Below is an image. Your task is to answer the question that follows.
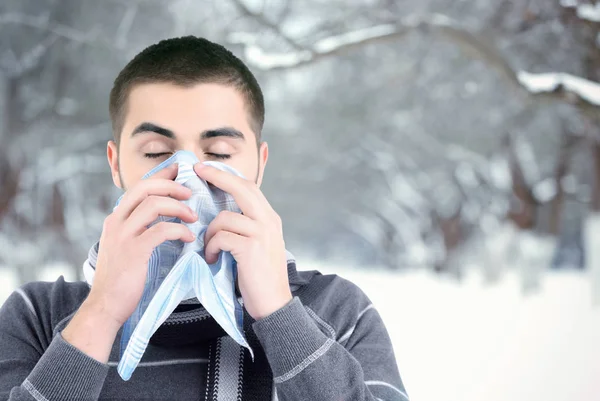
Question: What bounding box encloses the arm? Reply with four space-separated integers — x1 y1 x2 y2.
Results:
1 168 199 401
0 287 110 401
252 296 408 401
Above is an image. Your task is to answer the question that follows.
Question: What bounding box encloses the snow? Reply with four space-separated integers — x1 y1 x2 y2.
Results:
513 136 540 185
0 267 18 304
244 45 312 70
309 262 600 401
559 0 579 7
532 178 557 203
231 16 430 71
560 0 600 22
583 214 600 305
313 24 396 53
229 23 398 70
488 156 512 191
561 174 578 193
430 13 453 27
37 262 78 283
576 2 600 23
1 259 599 401
454 163 479 188
517 71 600 106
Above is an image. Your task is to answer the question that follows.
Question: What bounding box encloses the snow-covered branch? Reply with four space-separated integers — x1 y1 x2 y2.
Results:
560 0 600 23
230 0 305 51
229 14 520 86
231 13 600 114
517 71 600 107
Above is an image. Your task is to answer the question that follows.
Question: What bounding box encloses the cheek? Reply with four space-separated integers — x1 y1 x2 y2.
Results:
118 156 148 189
232 153 259 180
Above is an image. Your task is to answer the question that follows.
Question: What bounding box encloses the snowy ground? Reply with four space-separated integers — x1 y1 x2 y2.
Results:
1 263 599 401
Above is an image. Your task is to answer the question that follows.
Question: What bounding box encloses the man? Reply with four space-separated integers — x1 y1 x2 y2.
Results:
0 36 407 400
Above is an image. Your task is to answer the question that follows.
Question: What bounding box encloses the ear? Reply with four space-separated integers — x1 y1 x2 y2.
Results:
107 140 123 189
256 141 269 187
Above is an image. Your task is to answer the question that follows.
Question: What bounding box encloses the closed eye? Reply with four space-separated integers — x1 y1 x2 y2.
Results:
206 153 231 160
144 152 171 159
143 152 231 160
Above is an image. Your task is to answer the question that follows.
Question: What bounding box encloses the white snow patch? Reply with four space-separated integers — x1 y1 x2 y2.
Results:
0 263 78 306
229 23 397 70
513 136 540 185
559 0 578 6
532 178 557 203
37 262 78 283
0 267 19 305
518 71 600 106
455 163 479 188
583 213 600 305
560 0 600 22
576 2 600 22
488 156 512 190
313 24 396 53
243 45 313 70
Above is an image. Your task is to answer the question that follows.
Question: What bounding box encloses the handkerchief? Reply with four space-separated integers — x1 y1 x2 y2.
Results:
84 150 253 380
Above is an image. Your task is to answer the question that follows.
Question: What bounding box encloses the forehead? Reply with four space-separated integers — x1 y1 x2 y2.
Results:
123 82 253 139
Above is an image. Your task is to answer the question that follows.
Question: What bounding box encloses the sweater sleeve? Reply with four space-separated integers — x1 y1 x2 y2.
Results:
0 284 109 401
252 292 408 401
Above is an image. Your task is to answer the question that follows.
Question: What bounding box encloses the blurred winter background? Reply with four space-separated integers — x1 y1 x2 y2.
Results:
1 0 600 400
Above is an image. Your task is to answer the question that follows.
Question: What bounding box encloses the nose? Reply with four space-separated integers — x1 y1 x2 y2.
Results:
178 146 206 163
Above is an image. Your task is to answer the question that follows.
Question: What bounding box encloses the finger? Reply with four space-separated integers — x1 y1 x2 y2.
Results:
150 162 179 180
115 167 191 219
125 196 197 237
139 221 196 252
204 231 246 264
204 211 257 246
193 164 266 219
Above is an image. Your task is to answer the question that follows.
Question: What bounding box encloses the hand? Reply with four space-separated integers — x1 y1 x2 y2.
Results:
85 163 198 329
194 163 292 321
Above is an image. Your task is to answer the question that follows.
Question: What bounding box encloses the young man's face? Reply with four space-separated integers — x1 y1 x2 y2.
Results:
107 82 268 190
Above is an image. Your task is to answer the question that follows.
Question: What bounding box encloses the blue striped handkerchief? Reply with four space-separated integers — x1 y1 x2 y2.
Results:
89 150 252 380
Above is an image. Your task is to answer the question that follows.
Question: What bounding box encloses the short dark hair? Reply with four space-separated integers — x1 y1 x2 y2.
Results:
109 36 264 146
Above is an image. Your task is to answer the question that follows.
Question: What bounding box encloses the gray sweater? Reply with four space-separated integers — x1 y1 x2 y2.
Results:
0 268 408 401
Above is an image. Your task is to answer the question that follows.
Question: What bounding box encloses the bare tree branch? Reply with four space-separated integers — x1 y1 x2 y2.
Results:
115 3 139 50
229 0 306 51
0 34 58 77
0 12 100 43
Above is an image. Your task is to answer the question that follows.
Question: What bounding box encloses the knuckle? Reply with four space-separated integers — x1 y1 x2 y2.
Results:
133 178 153 194
145 195 161 209
102 214 116 231
218 210 233 220
213 231 226 243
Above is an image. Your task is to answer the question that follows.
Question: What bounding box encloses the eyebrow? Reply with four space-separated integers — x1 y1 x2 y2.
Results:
131 122 175 139
131 123 245 141
200 127 245 141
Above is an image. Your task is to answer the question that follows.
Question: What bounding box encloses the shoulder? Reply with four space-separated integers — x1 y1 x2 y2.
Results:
3 276 90 339
295 270 373 336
